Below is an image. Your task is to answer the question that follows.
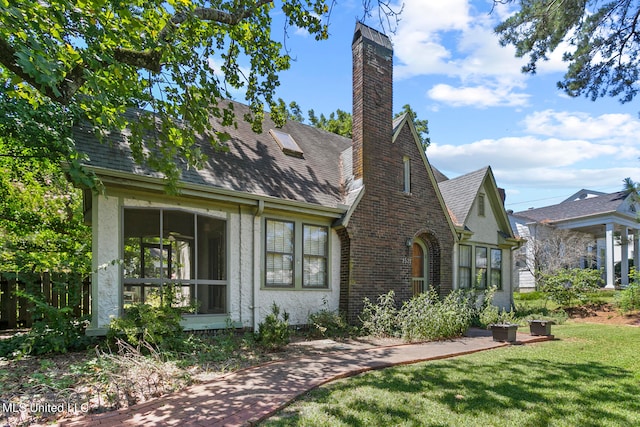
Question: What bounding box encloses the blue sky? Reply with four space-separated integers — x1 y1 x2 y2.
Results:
257 0 640 211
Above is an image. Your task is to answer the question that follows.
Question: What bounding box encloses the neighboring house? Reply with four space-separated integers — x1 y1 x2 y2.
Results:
74 23 513 335
509 189 640 291
437 167 520 308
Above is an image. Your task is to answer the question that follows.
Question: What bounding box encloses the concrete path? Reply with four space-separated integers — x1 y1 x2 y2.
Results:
60 331 552 427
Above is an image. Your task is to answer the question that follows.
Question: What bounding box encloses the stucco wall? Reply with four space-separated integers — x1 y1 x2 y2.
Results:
91 195 121 331
87 190 342 334
254 230 341 329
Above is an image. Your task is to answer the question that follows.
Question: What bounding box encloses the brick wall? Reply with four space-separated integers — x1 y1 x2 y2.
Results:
341 23 455 323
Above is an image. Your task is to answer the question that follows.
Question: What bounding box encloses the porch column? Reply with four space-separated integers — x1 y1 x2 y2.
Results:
621 227 629 287
605 223 615 289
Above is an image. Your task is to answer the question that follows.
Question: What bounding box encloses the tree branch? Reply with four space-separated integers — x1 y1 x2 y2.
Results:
0 36 88 105
158 2 274 42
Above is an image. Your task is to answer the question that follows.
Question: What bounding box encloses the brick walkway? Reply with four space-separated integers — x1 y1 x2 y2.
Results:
60 331 552 427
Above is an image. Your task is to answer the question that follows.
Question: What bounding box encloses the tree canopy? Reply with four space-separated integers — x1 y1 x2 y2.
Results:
282 102 430 149
0 0 400 188
0 93 91 273
495 0 640 105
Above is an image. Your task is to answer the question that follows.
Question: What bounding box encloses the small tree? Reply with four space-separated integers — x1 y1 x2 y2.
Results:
539 268 603 307
515 223 597 289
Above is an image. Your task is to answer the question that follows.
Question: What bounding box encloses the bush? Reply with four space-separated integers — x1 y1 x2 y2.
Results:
399 289 474 341
256 303 290 351
307 308 350 339
539 268 603 307
360 291 399 338
0 280 96 359
107 284 191 353
360 288 475 342
514 304 568 325
108 303 185 353
617 268 640 312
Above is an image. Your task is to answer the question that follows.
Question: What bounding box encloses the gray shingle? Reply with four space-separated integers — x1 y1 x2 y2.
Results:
438 167 489 226
73 102 352 208
513 191 628 223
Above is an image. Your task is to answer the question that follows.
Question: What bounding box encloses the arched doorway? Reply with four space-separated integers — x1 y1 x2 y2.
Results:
411 241 429 296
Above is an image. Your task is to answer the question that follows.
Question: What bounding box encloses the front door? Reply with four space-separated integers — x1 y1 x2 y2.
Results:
411 242 428 295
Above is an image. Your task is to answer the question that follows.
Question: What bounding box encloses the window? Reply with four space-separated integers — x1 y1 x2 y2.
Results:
475 246 487 289
123 208 227 314
265 219 329 289
459 245 472 289
490 248 502 290
270 129 303 157
265 220 294 287
303 225 328 288
403 156 411 194
478 194 486 216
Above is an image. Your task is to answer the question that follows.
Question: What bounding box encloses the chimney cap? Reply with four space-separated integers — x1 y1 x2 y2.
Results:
353 22 393 50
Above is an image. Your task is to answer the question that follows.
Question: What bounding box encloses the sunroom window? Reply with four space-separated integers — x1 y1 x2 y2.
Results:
123 208 227 314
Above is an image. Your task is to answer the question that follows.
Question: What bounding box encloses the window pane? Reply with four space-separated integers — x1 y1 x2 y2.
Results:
459 245 471 267
491 248 502 289
303 256 326 287
123 209 161 279
164 211 195 280
491 248 502 269
303 225 328 288
267 220 294 253
196 284 227 314
476 247 488 289
197 216 226 280
266 254 294 286
476 247 487 268
459 267 471 289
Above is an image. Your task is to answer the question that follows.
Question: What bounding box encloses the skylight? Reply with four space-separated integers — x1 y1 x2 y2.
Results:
270 129 303 157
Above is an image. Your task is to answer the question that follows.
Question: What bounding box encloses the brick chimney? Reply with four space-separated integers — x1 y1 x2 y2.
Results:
352 22 393 183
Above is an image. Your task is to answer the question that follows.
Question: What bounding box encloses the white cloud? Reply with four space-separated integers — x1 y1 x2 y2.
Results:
391 0 532 108
523 110 640 142
429 135 621 173
428 84 529 108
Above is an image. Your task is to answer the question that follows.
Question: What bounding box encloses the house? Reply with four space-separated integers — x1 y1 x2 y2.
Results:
75 23 513 335
509 190 640 291
436 167 520 308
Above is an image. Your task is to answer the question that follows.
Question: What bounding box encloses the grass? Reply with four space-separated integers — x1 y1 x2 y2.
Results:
260 323 640 427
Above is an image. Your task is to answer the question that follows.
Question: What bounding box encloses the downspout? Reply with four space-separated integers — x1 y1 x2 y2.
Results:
252 200 265 330
238 205 242 327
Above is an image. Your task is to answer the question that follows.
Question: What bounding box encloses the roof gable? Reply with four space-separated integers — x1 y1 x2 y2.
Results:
438 166 514 237
438 167 489 226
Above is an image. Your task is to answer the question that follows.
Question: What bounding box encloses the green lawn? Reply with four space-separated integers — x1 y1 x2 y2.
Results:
261 323 640 426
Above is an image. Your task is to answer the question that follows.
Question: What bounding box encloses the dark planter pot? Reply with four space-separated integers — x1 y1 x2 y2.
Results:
528 320 553 336
490 323 518 342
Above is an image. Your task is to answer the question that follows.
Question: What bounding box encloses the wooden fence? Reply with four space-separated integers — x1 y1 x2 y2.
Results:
0 272 91 330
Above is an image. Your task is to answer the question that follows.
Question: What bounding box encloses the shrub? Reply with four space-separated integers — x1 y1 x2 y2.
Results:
108 303 185 353
307 309 350 339
256 302 290 351
360 288 475 342
107 284 191 353
514 304 568 325
0 279 96 359
539 268 603 307
617 268 640 312
359 290 399 338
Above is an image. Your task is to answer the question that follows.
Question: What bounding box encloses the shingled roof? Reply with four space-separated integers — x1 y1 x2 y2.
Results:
513 191 630 223
73 102 352 209
437 167 489 227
